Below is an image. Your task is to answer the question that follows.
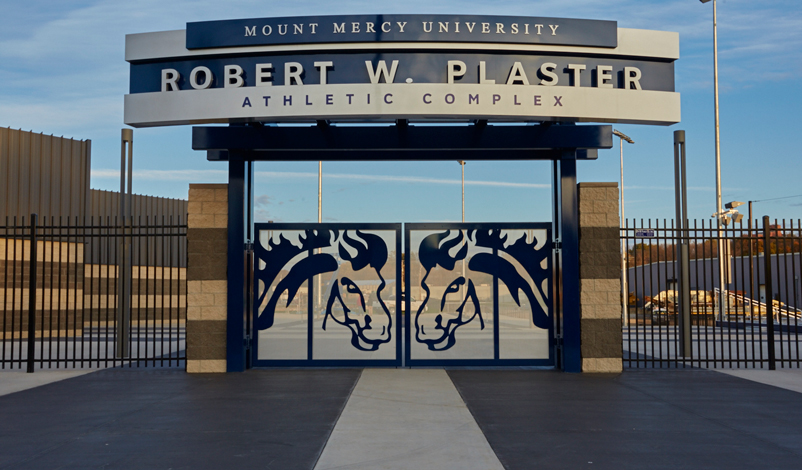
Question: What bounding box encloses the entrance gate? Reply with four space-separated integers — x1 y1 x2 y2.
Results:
252 222 552 367
125 13 680 372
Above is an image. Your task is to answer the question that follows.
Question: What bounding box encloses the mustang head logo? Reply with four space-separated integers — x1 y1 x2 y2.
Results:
415 229 550 351
255 229 393 352
322 230 392 351
416 230 483 351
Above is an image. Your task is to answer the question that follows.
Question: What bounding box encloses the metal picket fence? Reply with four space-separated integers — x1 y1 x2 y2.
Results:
622 218 801 369
1 215 187 371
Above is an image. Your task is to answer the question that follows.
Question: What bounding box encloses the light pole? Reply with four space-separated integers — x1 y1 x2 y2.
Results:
701 0 727 320
458 161 466 222
317 161 322 309
459 161 466 297
613 130 634 325
117 128 133 358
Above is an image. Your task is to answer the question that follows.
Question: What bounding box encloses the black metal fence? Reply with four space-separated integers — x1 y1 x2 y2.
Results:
622 218 801 369
1 215 187 371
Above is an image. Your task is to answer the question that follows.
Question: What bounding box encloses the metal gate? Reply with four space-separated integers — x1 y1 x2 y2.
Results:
405 224 554 366
252 223 553 367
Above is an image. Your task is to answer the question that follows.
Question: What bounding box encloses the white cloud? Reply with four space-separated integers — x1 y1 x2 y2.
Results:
0 0 798 138
91 168 549 188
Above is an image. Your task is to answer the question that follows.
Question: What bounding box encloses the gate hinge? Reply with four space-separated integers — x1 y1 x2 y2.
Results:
245 241 254 252
554 241 562 250
554 334 564 349
244 335 252 350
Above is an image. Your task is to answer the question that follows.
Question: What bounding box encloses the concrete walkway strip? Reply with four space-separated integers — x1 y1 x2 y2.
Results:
716 369 802 394
314 368 504 470
0 369 99 397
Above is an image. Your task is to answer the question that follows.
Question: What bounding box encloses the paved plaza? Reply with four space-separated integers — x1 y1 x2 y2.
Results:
1 366 802 469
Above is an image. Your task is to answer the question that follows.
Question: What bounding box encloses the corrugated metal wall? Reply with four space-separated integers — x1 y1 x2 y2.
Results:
0 127 188 268
90 189 188 224
0 127 91 222
88 190 188 267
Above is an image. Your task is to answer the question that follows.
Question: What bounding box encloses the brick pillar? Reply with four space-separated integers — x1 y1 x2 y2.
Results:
577 182 623 373
186 184 228 373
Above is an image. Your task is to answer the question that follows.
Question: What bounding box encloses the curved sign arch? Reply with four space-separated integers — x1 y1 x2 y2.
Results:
124 14 680 127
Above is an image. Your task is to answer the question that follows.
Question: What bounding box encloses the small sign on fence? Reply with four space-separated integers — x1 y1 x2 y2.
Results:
635 229 656 238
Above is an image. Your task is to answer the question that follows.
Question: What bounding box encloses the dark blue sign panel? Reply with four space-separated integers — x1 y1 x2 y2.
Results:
186 14 617 49
129 52 673 94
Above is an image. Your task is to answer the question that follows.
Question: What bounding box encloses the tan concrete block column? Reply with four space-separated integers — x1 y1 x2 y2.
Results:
577 182 623 373
186 184 228 373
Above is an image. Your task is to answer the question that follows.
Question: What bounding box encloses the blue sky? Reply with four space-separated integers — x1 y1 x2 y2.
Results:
1 0 801 224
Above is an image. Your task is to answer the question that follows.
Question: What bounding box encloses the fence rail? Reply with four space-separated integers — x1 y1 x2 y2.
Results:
622 218 801 369
1 215 187 370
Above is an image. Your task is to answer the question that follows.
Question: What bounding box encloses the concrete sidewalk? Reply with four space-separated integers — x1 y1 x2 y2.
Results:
2 367 802 469
315 369 504 470
715 368 802 394
0 369 98 397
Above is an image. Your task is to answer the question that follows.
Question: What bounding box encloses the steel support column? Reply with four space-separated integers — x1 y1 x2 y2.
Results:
554 152 581 372
227 155 247 372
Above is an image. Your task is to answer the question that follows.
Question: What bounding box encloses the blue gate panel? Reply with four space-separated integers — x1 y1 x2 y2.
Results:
405 223 554 367
252 223 402 367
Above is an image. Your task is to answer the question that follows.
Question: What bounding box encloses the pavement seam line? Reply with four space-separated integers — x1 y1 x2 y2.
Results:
444 369 509 470
310 367 364 470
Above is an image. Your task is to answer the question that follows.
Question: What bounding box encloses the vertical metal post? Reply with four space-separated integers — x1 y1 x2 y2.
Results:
117 129 133 359
492 247 499 360
460 161 466 298
26 214 38 373
317 160 322 310
551 161 563 369
460 161 465 223
712 0 723 228
227 155 247 372
674 131 692 357
705 0 727 324
556 152 581 373
763 216 776 370
748 201 754 302
614 130 634 327
620 140 628 325
245 160 254 369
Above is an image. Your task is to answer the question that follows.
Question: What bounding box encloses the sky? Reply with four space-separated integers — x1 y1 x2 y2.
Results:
1 0 801 225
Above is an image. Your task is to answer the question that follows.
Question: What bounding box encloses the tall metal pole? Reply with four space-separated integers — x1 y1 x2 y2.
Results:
613 130 633 326
619 137 627 325
117 129 133 359
710 0 727 321
460 161 465 222
674 130 692 357
459 161 465 295
713 0 722 221
317 161 322 309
